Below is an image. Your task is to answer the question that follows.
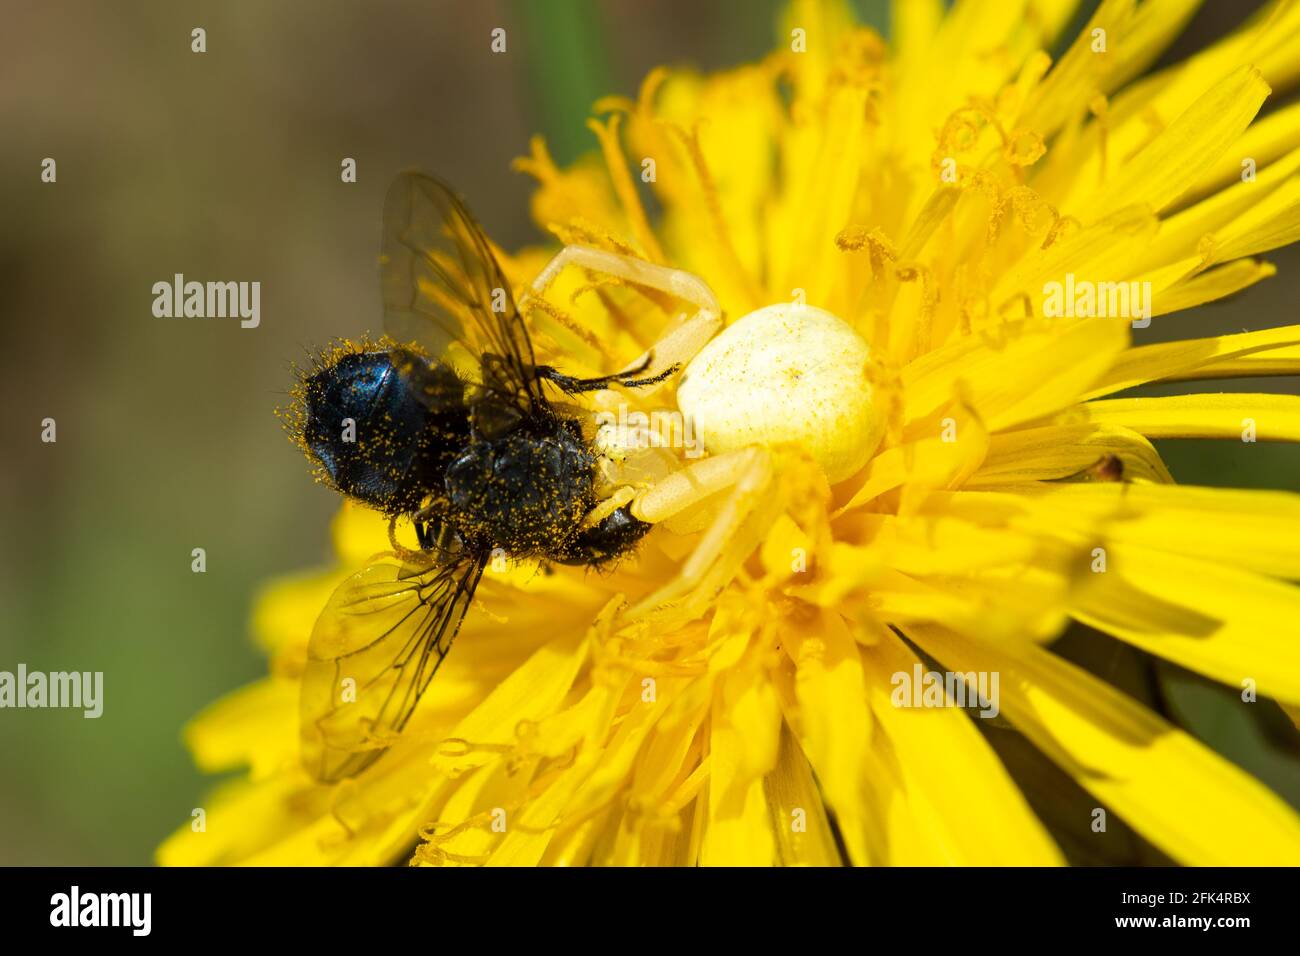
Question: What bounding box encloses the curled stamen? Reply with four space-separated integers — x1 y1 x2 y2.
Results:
836 227 899 294
998 291 1035 320
1004 128 1045 166
894 262 937 360
1044 214 1082 249
435 737 516 759
410 843 492 867
548 219 644 259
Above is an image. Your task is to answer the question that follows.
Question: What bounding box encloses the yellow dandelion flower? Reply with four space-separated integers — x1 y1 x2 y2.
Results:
161 0 1300 867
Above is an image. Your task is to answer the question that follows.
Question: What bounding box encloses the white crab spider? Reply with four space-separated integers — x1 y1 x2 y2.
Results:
521 245 887 618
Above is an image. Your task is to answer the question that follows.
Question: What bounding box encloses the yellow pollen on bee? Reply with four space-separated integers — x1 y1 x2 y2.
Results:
676 303 885 484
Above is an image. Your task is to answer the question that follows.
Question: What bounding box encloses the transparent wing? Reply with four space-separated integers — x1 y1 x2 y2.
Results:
300 550 487 783
381 171 545 414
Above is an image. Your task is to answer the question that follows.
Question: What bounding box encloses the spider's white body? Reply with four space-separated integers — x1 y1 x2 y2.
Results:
677 303 883 483
521 245 883 619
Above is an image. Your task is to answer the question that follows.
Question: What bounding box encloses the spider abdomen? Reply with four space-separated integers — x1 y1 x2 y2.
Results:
676 303 885 484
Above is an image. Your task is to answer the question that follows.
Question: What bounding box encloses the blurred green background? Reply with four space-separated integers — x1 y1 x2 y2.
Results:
0 0 1296 865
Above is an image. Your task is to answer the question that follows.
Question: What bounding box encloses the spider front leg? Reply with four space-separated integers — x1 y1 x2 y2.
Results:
519 244 723 394
623 447 775 625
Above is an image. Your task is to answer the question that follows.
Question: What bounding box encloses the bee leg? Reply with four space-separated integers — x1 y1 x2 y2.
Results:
415 521 434 551
624 447 775 624
519 245 722 394
387 500 454 560
540 350 655 387
387 515 426 563
536 358 680 393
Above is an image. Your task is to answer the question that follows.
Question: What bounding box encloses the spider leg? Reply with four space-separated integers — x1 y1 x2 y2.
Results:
519 244 723 396
624 447 776 626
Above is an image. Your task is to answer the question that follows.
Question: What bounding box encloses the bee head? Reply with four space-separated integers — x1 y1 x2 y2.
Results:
281 338 454 514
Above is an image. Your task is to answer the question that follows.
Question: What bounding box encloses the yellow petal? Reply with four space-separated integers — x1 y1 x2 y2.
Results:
1163 343 1300 380
431 633 588 778
1071 542 1300 702
183 677 297 779
1019 0 1137 140
908 624 1300 865
762 726 845 865
700 663 781 865
1123 145 1300 278
330 501 392 564
967 423 1173 485
957 482 1300 579
991 205 1157 308
1077 392 1300 440
1204 168 1300 264
1181 99 1300 207
1152 258 1276 316
250 568 346 656
157 777 328 867
784 612 874 864
1105 0 1205 91
1085 323 1300 398
860 624 1064 864
904 317 1128 433
1087 66 1270 218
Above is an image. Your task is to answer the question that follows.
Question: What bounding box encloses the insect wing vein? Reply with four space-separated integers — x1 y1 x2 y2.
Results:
300 551 487 782
381 171 545 414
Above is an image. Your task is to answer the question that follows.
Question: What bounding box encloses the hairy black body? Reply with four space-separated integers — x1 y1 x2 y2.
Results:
289 172 674 783
297 346 650 567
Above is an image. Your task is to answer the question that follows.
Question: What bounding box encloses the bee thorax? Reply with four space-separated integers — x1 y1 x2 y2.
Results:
445 428 594 556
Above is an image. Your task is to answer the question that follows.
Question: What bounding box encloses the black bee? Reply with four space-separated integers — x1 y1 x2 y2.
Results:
287 173 671 782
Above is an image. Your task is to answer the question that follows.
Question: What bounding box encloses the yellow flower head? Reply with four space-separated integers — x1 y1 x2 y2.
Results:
162 0 1300 866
